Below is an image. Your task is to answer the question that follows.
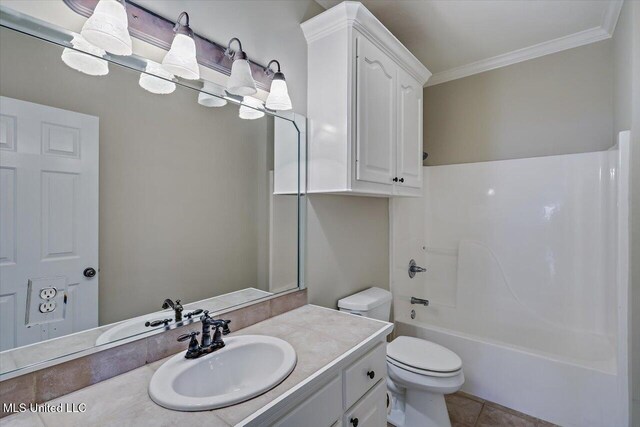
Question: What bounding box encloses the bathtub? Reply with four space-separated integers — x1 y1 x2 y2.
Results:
393 315 619 426
390 133 630 427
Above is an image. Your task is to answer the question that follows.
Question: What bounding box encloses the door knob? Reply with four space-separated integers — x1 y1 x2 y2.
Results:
83 267 97 278
392 177 398 182
399 177 405 183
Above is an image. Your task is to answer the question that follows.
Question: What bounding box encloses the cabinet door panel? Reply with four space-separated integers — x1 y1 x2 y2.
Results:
344 380 387 427
273 375 342 427
396 69 422 189
344 343 386 409
355 35 396 186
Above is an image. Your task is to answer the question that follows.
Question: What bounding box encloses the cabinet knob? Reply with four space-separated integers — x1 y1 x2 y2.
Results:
367 370 375 379
399 177 405 183
350 418 359 427
393 177 398 182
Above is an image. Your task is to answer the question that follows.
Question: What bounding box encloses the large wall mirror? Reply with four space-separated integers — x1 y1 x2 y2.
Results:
0 7 304 378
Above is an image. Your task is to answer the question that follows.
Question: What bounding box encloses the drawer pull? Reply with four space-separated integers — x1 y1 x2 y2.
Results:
366 370 375 379
350 418 359 427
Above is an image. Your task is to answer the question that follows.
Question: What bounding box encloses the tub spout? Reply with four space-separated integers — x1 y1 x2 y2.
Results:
410 297 429 306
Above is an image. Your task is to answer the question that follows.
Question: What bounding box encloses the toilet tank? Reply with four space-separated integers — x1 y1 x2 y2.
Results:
338 287 392 321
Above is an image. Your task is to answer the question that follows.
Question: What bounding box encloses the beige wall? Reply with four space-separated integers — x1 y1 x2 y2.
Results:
424 40 614 166
613 1 640 423
0 29 274 324
305 195 389 309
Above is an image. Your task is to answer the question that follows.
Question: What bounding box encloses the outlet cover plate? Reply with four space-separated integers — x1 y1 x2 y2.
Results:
26 277 66 325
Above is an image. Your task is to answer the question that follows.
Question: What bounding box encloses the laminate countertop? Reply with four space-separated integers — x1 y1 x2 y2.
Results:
2 305 393 427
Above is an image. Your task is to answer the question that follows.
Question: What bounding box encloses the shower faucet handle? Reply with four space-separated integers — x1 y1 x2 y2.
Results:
408 259 427 278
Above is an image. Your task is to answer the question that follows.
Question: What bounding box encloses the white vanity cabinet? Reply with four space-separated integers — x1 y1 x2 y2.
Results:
261 342 389 427
301 2 431 197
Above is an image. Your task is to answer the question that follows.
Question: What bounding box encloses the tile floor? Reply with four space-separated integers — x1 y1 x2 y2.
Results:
388 391 558 427
445 392 558 427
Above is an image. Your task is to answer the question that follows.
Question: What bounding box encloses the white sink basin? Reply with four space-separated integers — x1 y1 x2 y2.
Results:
148 335 296 411
95 310 198 345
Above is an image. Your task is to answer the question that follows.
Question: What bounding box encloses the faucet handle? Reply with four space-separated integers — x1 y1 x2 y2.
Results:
177 331 201 358
145 318 172 327
220 319 231 335
184 308 203 319
177 331 200 342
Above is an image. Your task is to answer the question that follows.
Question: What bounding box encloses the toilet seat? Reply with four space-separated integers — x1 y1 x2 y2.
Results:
387 356 462 378
387 336 462 377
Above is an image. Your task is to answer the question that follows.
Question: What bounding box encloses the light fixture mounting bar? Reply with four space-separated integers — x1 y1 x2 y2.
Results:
62 0 273 91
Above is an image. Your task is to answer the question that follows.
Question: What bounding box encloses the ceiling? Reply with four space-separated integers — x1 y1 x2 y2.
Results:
315 0 623 86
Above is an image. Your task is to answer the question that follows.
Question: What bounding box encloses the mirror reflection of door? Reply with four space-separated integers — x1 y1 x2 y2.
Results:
0 19 302 374
0 96 99 351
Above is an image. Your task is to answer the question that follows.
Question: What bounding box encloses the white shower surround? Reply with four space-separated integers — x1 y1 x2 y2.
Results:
390 132 630 427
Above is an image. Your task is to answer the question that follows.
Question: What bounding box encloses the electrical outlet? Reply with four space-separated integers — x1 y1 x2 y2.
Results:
39 287 57 300
39 301 57 313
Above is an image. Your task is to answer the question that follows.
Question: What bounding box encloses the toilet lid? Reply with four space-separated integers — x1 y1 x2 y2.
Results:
387 336 462 373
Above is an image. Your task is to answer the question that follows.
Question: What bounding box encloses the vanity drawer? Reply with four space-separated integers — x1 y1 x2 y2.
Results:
343 380 387 427
273 375 342 427
343 343 387 409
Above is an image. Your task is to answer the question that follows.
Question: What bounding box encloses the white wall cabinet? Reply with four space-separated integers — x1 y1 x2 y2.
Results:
302 2 431 197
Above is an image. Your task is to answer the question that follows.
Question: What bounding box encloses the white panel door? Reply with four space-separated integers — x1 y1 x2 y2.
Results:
355 34 396 186
396 68 423 189
0 96 98 351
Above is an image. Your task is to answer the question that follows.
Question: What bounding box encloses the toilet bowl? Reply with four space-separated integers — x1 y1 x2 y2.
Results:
338 287 464 427
386 336 464 427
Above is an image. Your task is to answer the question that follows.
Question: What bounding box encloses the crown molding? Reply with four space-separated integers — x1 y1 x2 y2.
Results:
427 0 624 87
302 1 431 85
602 0 624 35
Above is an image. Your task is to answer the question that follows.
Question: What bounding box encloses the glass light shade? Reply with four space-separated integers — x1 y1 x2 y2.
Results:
227 58 257 96
162 33 200 80
266 78 292 111
80 0 132 56
139 61 176 95
198 81 228 107
239 96 265 120
61 34 109 76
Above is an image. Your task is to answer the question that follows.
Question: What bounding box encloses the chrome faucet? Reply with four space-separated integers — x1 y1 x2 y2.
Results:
162 298 184 321
411 297 429 306
176 310 231 359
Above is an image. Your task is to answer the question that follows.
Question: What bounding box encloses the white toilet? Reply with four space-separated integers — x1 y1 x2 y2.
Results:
338 287 464 427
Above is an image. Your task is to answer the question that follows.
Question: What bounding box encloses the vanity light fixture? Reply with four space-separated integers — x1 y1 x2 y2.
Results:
198 81 228 107
225 38 257 96
139 60 176 95
162 12 200 80
239 96 265 120
61 33 109 76
265 60 292 111
80 0 133 56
